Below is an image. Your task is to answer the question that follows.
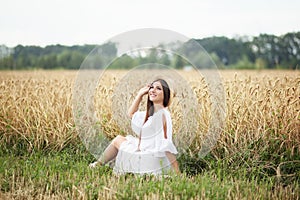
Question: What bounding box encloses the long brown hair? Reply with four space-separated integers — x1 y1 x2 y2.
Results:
143 79 171 123
137 79 171 150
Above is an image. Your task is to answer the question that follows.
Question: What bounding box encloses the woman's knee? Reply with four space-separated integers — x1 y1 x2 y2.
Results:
112 135 126 149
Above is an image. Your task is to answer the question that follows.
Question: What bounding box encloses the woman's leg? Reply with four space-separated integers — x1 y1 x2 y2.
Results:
111 135 127 149
90 135 127 168
100 135 126 164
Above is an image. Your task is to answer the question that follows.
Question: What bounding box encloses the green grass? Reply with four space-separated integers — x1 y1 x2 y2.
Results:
0 145 299 199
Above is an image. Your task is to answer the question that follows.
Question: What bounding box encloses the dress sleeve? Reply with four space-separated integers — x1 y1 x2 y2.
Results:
153 109 178 157
131 111 145 136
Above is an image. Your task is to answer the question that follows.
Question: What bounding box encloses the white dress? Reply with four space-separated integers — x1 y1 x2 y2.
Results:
113 108 178 175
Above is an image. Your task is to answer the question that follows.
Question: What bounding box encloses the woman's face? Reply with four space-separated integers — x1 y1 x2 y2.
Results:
148 81 164 105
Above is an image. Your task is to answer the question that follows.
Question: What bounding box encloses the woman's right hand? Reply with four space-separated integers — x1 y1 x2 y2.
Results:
127 84 151 118
137 84 151 97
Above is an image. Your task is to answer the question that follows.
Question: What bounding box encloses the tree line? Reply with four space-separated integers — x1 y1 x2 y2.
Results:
0 32 299 70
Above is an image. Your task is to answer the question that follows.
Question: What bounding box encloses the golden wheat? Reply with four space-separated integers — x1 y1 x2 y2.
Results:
0 70 299 156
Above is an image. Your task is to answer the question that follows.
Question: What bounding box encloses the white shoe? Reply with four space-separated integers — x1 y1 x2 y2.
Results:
89 161 98 168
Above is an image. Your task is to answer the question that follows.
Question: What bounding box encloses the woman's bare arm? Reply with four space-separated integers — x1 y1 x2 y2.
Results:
165 151 180 174
127 85 150 118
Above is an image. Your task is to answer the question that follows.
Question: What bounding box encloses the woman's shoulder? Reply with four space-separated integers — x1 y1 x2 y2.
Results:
154 108 171 120
161 108 171 116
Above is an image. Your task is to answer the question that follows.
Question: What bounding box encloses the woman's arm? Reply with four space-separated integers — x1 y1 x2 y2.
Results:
127 85 150 118
165 151 180 174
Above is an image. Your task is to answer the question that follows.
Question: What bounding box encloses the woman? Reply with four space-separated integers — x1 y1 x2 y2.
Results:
89 79 180 175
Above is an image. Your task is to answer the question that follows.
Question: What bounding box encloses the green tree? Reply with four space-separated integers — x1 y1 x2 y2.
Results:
147 48 158 63
110 54 137 69
159 53 171 66
173 54 187 69
255 58 267 70
196 36 253 66
0 56 14 69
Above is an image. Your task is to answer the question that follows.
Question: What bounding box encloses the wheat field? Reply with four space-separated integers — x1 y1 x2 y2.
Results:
1 70 299 153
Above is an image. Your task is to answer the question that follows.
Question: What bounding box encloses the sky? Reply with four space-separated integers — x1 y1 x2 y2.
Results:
1 0 300 47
